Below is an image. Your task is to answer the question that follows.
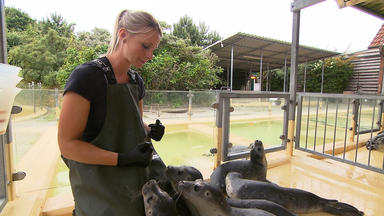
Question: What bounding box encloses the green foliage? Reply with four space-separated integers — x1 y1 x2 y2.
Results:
77 27 111 48
56 39 101 88
172 15 221 47
267 69 285 91
137 34 223 90
5 7 35 32
305 56 354 93
8 29 69 88
6 8 222 90
37 13 75 38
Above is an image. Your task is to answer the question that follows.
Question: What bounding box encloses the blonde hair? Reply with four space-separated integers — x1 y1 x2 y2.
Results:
107 9 162 55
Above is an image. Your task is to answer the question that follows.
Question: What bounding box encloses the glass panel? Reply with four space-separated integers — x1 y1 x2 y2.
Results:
229 97 286 153
0 134 7 211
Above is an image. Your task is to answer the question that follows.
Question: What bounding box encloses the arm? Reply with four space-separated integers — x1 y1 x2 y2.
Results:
58 91 118 166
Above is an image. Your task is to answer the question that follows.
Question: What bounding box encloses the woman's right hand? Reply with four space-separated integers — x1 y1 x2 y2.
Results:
117 142 154 167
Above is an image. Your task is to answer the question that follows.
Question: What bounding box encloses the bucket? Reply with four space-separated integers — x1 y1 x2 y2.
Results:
0 64 22 135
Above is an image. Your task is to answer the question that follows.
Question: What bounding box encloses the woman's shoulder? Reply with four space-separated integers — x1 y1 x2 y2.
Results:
64 60 107 100
73 61 105 79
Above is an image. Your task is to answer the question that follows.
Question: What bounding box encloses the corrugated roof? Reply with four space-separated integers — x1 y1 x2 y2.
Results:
353 0 384 20
369 23 384 48
205 32 339 72
337 0 384 19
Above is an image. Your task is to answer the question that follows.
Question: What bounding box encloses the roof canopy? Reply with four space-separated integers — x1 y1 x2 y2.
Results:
206 32 339 72
336 0 384 20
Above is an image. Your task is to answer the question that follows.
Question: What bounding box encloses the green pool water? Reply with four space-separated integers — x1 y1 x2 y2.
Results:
154 130 215 165
230 119 284 146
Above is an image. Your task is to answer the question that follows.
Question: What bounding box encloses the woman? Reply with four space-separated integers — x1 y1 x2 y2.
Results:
58 9 164 216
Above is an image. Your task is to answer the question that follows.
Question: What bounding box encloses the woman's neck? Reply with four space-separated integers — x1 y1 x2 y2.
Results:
106 54 131 83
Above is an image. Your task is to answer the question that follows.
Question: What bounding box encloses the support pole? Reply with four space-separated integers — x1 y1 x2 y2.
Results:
227 64 230 88
230 46 234 91
284 56 287 92
303 61 307 92
259 55 263 91
267 64 270 91
321 60 325 93
350 99 359 143
214 95 223 168
287 8 300 156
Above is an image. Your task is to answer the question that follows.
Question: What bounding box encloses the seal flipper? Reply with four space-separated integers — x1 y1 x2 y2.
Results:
323 200 364 216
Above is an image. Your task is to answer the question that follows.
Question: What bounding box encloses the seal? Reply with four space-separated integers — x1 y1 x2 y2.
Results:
166 165 204 193
226 198 296 216
166 165 204 216
225 172 364 216
142 179 178 216
209 140 268 193
178 179 276 216
148 157 173 194
366 131 384 151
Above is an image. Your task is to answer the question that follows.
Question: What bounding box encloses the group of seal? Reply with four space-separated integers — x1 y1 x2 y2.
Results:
141 140 364 216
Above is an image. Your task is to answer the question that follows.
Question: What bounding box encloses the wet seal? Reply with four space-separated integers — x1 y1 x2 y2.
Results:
178 179 276 216
142 179 178 216
226 198 296 216
225 172 364 216
148 157 174 194
166 165 204 216
210 140 268 193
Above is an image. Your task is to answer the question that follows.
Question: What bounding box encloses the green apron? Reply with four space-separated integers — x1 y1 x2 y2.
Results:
66 64 149 216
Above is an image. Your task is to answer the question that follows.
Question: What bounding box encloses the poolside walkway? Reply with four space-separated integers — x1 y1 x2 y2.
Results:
0 125 60 216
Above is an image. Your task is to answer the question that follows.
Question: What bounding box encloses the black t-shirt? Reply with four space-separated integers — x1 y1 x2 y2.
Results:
64 57 145 142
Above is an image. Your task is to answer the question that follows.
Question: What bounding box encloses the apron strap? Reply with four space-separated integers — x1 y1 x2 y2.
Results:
92 58 116 85
92 58 138 84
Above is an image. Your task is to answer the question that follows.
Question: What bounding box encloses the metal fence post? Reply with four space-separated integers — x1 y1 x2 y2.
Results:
187 90 194 120
350 99 360 143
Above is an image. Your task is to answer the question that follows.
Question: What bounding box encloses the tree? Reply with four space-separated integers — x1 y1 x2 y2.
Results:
5 7 35 32
303 56 354 93
137 34 223 90
198 22 221 47
172 15 221 47
56 32 109 88
77 27 110 51
5 7 37 51
8 29 69 88
38 13 75 38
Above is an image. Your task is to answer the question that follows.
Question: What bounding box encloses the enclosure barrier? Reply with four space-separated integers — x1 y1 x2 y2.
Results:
214 90 290 167
295 92 384 174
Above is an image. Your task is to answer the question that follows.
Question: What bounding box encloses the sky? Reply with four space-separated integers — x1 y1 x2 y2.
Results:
5 0 383 53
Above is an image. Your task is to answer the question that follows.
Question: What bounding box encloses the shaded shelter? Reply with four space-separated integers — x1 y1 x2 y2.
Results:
206 32 339 91
336 0 384 20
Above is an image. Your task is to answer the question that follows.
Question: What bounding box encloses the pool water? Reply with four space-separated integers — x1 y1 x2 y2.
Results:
230 119 284 147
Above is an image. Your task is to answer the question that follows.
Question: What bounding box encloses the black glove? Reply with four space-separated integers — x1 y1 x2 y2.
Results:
117 142 154 167
148 119 165 141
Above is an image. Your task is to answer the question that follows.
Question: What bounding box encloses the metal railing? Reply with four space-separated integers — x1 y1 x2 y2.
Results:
295 93 384 174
